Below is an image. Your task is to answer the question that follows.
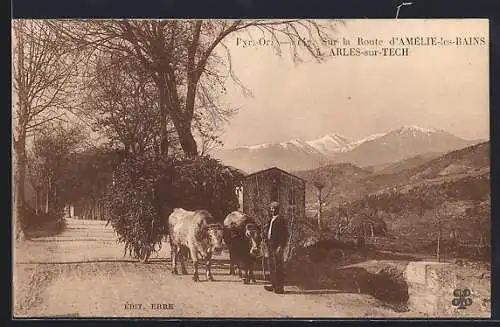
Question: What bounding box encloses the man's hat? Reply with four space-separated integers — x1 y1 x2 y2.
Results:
270 201 280 209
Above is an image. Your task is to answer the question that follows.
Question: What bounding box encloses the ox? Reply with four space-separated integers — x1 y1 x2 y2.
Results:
168 208 224 282
223 211 262 284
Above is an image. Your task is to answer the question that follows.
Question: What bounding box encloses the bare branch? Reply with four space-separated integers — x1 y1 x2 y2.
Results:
44 19 340 157
26 113 66 131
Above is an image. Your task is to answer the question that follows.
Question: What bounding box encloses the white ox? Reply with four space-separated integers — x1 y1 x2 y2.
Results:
168 208 224 282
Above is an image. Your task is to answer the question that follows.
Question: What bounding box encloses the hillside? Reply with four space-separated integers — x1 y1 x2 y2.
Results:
293 163 376 211
402 141 489 181
373 152 443 175
315 141 490 257
294 140 489 204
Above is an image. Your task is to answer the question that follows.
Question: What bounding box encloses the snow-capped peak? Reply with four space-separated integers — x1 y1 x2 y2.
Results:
245 143 271 150
239 138 317 153
284 138 306 145
348 132 387 148
347 125 437 149
396 125 436 134
306 133 351 154
312 133 350 145
233 125 439 154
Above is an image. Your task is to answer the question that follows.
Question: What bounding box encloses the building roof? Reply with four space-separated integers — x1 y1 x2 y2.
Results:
244 166 306 184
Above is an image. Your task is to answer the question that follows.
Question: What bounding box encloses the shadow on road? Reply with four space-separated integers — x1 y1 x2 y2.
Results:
284 248 413 310
17 259 143 265
285 290 342 295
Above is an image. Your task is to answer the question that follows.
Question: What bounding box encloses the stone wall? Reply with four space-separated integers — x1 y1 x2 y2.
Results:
404 261 490 317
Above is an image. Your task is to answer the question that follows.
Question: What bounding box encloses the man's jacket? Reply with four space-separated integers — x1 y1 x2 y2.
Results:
266 215 288 248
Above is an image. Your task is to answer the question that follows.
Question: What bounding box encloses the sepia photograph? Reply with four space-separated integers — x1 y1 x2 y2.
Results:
12 18 490 318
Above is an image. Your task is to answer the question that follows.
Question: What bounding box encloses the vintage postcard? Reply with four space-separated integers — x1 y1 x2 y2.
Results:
12 18 490 318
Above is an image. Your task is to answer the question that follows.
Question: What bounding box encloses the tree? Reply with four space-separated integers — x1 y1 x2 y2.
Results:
311 164 335 230
336 210 354 238
26 150 45 214
84 52 170 156
473 198 490 247
410 187 436 220
57 147 125 220
426 189 460 261
12 20 81 240
49 19 337 157
195 113 225 156
29 122 86 215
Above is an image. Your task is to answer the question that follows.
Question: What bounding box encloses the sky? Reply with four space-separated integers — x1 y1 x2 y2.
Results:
216 19 489 149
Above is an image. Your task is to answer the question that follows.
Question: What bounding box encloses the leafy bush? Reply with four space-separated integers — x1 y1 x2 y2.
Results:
105 153 244 263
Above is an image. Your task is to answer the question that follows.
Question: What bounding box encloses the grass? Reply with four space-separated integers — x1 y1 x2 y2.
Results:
24 218 67 239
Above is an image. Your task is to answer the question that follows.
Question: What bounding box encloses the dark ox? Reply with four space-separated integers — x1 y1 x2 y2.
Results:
223 211 262 284
168 208 224 282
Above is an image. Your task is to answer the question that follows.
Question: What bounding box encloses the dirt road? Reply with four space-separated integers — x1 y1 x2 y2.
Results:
13 218 416 318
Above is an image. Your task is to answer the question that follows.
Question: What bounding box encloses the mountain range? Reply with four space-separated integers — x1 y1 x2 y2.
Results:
213 125 483 173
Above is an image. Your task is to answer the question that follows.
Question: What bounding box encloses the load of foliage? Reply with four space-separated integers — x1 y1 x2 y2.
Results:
163 155 245 220
105 153 244 263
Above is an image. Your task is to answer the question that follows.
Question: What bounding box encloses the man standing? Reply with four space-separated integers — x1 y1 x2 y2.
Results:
264 201 288 294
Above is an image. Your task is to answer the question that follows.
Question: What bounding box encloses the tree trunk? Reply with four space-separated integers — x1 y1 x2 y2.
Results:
158 75 170 157
13 140 27 241
183 23 201 158
45 177 50 214
317 188 322 230
157 68 198 158
436 229 441 262
13 21 27 242
35 188 40 215
53 182 58 213
176 122 198 158
285 214 295 263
